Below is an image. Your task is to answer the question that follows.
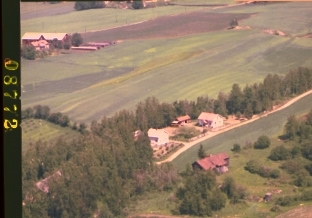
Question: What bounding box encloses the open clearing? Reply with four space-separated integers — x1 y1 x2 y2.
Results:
21 118 81 153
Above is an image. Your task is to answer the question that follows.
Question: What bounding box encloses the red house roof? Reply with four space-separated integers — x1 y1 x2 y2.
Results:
176 115 191 122
195 153 229 170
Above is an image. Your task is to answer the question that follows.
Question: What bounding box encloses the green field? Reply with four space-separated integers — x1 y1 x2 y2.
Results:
21 2 312 123
214 2 312 36
21 118 81 153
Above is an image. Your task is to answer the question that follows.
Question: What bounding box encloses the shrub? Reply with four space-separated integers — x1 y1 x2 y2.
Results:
270 169 281 178
270 205 281 212
231 143 241 153
71 33 83 47
280 159 302 174
254 135 271 149
275 196 295 206
244 160 260 174
269 145 292 161
301 190 312 201
21 45 36 60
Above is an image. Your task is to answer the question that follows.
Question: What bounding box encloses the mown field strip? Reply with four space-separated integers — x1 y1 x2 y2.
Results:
171 93 312 172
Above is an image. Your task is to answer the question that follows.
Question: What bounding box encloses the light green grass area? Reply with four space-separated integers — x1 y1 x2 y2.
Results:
21 5 203 36
172 93 312 172
21 118 81 153
214 2 312 36
21 29 312 123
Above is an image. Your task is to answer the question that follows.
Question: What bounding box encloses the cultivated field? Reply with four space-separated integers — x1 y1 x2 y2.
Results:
21 2 312 124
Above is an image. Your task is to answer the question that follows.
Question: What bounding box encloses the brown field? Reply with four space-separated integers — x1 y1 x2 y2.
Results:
82 12 252 41
276 205 312 218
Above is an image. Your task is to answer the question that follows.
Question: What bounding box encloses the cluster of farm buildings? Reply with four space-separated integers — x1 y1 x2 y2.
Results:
145 112 229 174
21 32 115 51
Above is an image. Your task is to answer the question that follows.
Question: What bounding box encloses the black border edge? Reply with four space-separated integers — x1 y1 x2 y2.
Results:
2 0 22 217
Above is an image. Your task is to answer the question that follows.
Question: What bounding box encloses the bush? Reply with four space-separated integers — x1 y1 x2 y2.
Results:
270 169 281 178
74 1 105 11
270 205 281 212
301 190 312 201
132 0 144 9
231 143 241 153
21 45 36 60
254 135 271 149
71 33 83 47
244 160 260 174
280 159 302 174
275 195 294 207
269 145 292 161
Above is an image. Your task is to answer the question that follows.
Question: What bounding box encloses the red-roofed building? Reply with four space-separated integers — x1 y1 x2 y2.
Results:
22 32 69 45
171 115 191 126
198 112 223 128
192 153 229 174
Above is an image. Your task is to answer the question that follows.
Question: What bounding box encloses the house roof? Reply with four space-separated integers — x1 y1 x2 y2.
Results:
195 153 229 170
22 32 44 40
176 115 191 122
148 128 168 138
198 112 221 121
22 32 68 41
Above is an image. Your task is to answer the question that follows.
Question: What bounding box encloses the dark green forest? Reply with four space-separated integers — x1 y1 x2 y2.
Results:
22 67 312 217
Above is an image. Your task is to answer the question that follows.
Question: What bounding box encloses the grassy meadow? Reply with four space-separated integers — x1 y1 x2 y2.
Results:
21 118 81 153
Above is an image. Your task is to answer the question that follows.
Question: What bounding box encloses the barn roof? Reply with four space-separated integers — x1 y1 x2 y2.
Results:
198 112 221 121
22 32 68 40
176 115 191 122
195 153 229 170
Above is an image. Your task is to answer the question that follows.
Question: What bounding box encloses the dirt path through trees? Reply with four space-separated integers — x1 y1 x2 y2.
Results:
157 89 312 164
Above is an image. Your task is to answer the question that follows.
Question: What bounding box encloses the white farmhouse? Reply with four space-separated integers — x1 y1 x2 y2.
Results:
198 112 223 128
147 128 169 147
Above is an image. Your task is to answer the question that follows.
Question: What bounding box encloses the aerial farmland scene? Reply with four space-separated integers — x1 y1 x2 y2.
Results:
20 1 312 217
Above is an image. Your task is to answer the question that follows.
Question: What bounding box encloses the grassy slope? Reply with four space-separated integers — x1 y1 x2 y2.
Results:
21 118 81 153
21 29 312 123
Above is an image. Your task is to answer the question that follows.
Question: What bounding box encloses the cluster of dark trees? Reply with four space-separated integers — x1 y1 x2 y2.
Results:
74 1 105 11
176 167 247 216
23 109 181 218
22 105 70 128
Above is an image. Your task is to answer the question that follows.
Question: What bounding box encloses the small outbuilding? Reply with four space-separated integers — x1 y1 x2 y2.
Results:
171 115 191 126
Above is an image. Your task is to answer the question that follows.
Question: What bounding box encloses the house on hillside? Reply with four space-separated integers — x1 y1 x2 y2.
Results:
31 40 50 50
148 128 169 147
171 115 191 126
198 112 223 128
36 170 62 193
192 153 230 174
22 32 69 45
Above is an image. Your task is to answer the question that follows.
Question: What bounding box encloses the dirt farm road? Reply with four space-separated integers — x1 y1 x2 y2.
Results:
157 89 312 164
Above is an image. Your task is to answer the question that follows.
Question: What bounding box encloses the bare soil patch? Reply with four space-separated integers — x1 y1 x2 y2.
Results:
82 12 252 41
275 205 312 218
